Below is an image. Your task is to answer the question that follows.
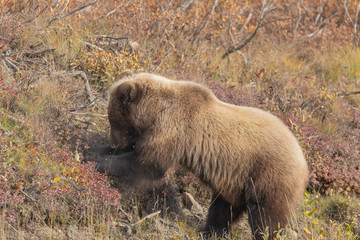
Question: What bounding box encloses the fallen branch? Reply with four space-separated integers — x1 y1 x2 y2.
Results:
24 59 49 67
69 70 94 103
1 59 12 74
68 96 100 112
4 57 20 72
60 177 87 192
73 117 96 126
131 210 161 227
23 48 56 57
111 210 161 236
337 90 360 96
119 207 132 223
70 112 107 118
85 42 104 51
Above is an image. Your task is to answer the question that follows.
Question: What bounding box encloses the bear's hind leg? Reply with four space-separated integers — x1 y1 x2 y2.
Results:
247 198 289 240
203 195 246 239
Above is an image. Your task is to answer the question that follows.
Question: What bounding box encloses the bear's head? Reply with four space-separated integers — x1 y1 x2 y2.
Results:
108 70 171 149
107 70 141 149
108 70 214 150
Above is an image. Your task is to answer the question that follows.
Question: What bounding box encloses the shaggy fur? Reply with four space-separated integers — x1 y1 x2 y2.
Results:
104 71 309 239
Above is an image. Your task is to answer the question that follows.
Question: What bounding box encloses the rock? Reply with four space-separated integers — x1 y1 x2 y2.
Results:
182 192 204 215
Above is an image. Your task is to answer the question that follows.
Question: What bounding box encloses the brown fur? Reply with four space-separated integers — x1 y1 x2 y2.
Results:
108 72 309 239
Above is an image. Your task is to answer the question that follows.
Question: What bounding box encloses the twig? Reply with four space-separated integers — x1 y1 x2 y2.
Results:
23 48 56 56
7 223 19 234
119 207 132 223
94 35 129 41
4 57 20 72
70 112 107 118
344 0 360 45
158 219 178 229
24 59 49 67
84 42 103 51
20 190 36 202
0 109 24 124
314 0 324 27
192 0 218 44
222 0 279 58
131 210 161 227
74 117 96 126
93 35 135 52
58 0 70 16
24 5 49 24
48 0 101 27
288 28 324 48
104 3 124 18
227 22 247 64
294 0 302 33
0 35 10 41
68 95 100 112
60 177 87 192
299 135 320 140
1 59 12 73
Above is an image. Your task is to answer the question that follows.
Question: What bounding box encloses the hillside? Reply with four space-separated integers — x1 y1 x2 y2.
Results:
0 1 359 239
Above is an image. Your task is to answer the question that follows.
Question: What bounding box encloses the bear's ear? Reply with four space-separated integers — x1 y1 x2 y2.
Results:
118 69 134 79
117 82 141 103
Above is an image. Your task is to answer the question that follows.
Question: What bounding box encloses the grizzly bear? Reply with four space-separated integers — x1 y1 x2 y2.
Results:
97 70 309 239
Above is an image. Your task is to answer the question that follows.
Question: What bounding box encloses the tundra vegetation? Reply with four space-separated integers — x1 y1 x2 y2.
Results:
0 0 359 239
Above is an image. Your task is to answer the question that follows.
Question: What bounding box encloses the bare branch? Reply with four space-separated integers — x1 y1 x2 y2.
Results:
222 0 279 59
227 22 247 64
294 0 302 33
238 10 253 35
192 0 218 44
343 0 354 26
355 2 360 34
288 28 324 48
314 0 324 27
58 0 70 16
